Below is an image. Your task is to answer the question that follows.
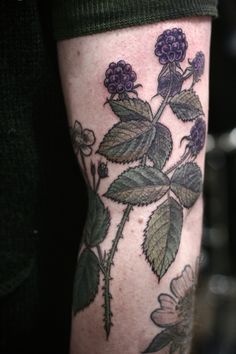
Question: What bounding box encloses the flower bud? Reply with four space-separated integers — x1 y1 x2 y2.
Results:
97 162 108 178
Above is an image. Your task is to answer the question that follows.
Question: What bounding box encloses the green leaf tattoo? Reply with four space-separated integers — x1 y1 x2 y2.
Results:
169 89 204 121
170 162 202 208
143 197 183 279
84 188 110 247
147 122 173 169
71 28 206 339
105 166 170 206
73 249 100 313
109 98 153 122
98 119 156 163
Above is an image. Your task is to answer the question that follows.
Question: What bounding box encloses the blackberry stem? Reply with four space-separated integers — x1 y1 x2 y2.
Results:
153 66 174 124
165 151 191 175
103 204 133 338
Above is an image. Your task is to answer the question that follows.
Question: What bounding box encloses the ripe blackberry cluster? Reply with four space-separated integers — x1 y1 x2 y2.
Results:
155 28 188 65
104 60 137 95
189 118 206 157
157 71 183 98
190 51 205 82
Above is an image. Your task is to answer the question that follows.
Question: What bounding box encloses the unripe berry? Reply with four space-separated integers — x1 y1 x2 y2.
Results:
98 162 109 178
158 71 183 98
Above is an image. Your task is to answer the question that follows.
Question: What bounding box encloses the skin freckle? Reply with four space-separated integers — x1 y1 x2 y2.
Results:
138 218 143 224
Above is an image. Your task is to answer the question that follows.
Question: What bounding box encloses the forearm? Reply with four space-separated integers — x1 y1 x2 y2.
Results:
58 18 211 354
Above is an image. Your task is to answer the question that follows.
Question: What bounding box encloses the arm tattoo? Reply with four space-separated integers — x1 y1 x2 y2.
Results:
143 259 199 353
71 27 205 339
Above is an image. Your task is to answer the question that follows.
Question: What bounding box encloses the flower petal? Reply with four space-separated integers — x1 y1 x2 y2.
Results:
74 120 83 135
81 145 92 156
170 265 194 300
151 294 178 328
83 129 95 146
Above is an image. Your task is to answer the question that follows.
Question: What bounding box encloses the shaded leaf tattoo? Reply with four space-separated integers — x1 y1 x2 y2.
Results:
143 197 183 279
98 119 156 163
109 98 153 122
143 260 199 353
105 166 170 206
71 28 206 338
84 188 110 247
73 249 100 314
147 122 173 169
169 89 204 121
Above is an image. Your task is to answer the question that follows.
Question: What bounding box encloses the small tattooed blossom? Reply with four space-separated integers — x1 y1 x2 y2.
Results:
181 118 206 158
189 51 205 83
97 161 109 178
71 120 95 156
104 60 138 97
149 265 196 353
155 28 188 65
157 71 183 98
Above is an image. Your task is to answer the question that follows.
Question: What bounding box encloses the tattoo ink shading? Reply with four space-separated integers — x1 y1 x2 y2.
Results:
71 27 206 338
143 260 199 353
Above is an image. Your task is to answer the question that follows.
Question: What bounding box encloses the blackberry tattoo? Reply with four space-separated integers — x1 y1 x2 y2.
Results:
71 27 206 339
104 60 141 100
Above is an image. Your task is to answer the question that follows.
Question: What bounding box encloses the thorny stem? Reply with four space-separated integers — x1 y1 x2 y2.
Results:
153 66 174 124
165 150 191 175
103 204 133 338
153 92 171 124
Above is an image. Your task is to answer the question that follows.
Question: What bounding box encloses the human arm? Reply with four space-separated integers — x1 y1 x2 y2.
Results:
57 18 211 354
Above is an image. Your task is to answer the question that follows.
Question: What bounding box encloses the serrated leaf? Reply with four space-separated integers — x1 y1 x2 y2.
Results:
143 329 172 353
98 119 156 163
143 197 183 279
84 189 110 247
170 89 204 121
104 166 170 206
110 98 153 122
73 249 100 314
148 122 173 169
171 162 202 208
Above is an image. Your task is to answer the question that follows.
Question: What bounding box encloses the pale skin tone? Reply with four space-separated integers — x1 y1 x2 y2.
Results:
58 17 211 354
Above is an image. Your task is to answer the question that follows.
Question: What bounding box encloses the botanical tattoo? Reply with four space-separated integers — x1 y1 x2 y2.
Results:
143 259 199 353
71 28 206 338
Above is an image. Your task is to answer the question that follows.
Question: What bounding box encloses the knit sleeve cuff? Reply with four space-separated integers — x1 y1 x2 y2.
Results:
52 0 218 41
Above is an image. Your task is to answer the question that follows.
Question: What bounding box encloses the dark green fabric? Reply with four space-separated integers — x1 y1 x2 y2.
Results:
53 0 218 40
0 0 42 298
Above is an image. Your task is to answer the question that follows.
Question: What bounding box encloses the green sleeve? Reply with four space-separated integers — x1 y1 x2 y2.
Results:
52 0 218 40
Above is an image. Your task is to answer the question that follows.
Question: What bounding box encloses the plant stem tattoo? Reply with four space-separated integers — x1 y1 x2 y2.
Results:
71 28 206 339
143 259 199 353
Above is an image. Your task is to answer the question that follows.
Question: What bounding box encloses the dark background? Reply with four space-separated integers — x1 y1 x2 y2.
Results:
1 1 236 353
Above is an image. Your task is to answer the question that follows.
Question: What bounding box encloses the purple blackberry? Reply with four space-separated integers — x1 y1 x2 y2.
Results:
155 28 188 65
157 71 183 98
182 118 206 158
104 60 137 96
97 162 108 178
190 51 205 82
